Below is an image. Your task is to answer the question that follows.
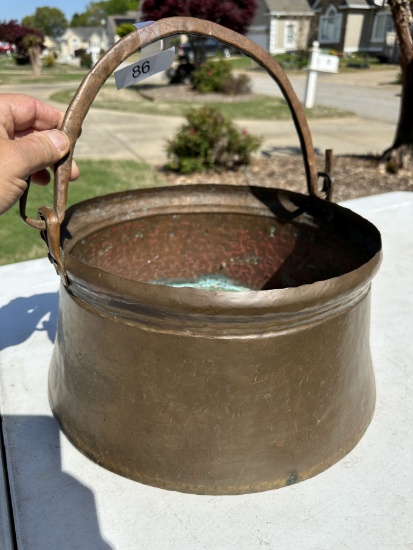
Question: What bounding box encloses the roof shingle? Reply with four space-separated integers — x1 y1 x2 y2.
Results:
265 0 313 14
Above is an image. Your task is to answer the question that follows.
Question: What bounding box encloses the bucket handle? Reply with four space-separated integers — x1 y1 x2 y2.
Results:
20 17 331 233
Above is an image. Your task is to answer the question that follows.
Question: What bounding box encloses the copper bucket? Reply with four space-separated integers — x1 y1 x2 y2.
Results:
21 18 382 495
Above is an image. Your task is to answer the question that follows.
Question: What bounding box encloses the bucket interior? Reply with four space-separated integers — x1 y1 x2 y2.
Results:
66 187 378 291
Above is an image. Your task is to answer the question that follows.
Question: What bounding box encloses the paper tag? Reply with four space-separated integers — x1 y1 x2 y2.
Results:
114 47 175 90
134 21 161 58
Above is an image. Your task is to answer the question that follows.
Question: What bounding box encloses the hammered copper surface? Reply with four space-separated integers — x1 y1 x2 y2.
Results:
71 212 369 289
49 184 381 494
20 18 383 494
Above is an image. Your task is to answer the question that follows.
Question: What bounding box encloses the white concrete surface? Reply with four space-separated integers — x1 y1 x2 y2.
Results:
0 192 412 549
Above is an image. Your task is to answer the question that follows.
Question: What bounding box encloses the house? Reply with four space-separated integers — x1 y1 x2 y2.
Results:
312 0 394 55
246 0 315 54
42 36 60 59
106 11 141 48
59 27 108 62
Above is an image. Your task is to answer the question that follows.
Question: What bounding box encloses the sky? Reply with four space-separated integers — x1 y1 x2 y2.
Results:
1 0 91 23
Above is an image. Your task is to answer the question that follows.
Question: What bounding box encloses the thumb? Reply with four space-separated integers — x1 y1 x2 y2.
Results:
8 129 70 180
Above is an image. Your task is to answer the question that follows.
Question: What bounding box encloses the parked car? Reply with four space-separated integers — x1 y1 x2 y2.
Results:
0 42 14 54
178 38 233 62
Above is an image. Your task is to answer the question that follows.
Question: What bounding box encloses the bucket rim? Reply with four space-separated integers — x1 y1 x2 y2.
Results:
60 184 382 320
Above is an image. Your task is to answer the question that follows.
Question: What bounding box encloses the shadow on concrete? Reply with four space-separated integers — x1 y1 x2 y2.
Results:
260 146 323 158
0 293 58 351
2 414 113 549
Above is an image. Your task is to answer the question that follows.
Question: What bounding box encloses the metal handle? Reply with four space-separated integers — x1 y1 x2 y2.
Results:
20 16 321 231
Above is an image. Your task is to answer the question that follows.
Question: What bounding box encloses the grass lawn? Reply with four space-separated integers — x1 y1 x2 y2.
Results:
0 159 164 266
50 85 353 120
0 58 90 86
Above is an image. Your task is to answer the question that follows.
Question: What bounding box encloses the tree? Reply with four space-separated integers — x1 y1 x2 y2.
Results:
70 0 136 27
0 20 44 76
70 12 93 27
116 23 137 37
22 7 68 39
104 0 137 15
141 0 257 35
141 0 257 65
382 0 413 169
70 3 106 27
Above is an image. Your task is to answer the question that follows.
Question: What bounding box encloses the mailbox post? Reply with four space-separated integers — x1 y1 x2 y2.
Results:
304 41 339 108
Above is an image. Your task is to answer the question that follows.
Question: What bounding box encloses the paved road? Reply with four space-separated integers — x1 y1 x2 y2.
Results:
249 68 401 125
0 71 399 163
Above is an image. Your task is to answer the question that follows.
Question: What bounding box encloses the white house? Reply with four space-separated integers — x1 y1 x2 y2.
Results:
59 27 108 62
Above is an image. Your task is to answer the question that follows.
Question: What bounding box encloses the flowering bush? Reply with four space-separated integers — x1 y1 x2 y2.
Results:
191 58 252 95
191 58 232 93
166 106 262 174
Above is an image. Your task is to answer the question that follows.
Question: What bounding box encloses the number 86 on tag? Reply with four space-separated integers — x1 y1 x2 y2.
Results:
133 60 151 78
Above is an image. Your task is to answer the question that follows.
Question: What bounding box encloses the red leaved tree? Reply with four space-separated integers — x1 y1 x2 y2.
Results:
0 20 44 76
141 0 257 35
141 0 257 63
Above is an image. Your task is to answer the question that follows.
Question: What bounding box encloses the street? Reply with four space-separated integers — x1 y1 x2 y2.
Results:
0 66 401 163
249 67 401 124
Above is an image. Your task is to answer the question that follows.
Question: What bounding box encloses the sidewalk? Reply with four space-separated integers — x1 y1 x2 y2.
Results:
71 107 396 166
1 74 398 166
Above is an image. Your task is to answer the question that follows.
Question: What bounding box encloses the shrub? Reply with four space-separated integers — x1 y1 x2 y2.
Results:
44 53 56 68
116 23 137 38
274 52 308 70
166 106 262 174
395 71 403 84
385 160 398 174
80 53 93 69
192 58 232 93
223 73 251 95
191 57 252 95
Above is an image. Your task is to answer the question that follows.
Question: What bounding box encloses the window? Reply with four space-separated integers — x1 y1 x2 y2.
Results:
284 22 297 48
71 38 79 51
371 12 393 42
319 6 342 44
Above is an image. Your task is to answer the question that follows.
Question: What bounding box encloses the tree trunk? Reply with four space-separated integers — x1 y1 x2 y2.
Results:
28 44 42 77
381 0 413 169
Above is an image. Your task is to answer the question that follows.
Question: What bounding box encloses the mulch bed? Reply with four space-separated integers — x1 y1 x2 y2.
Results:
159 153 413 202
144 83 412 201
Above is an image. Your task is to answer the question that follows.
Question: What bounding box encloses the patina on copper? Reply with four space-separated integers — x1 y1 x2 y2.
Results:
21 18 382 495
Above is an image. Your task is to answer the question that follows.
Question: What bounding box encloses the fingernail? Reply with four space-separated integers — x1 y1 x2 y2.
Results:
46 130 69 152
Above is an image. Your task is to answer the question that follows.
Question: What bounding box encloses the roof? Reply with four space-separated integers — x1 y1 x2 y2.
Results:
106 11 141 46
106 10 140 31
251 4 269 26
67 27 104 40
343 0 373 7
311 0 378 10
265 0 314 15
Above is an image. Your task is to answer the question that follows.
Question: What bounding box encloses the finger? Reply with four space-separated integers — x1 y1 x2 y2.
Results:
70 159 80 181
15 130 80 181
0 94 65 138
31 168 51 185
1 129 70 181
31 159 80 185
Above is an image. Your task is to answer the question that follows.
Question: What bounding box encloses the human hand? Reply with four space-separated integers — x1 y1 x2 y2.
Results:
0 93 79 216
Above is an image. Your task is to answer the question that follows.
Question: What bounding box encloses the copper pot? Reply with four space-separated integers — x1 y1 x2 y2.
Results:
21 18 382 495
